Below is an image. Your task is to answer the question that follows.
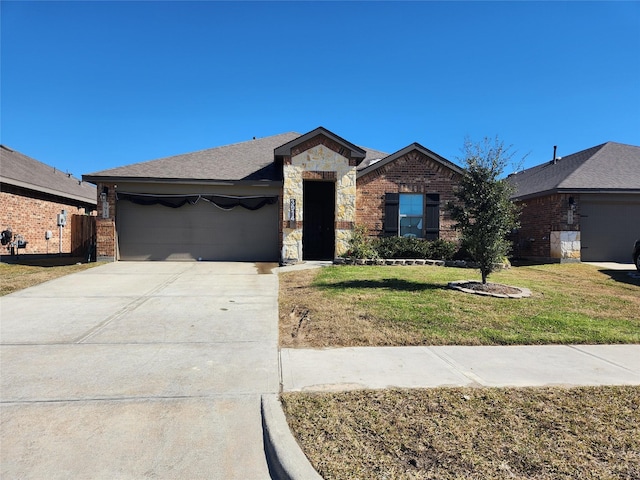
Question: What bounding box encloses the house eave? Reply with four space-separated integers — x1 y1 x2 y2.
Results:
274 126 366 160
511 188 640 202
1 177 97 206
356 142 463 179
82 175 282 188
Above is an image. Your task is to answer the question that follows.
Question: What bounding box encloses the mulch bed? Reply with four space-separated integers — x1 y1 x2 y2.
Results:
448 280 531 298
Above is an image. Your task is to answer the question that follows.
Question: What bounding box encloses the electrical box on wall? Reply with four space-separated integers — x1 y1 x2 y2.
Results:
57 213 66 226
45 230 52 240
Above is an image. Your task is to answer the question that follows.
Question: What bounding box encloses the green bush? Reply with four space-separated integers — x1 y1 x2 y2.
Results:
425 238 459 260
373 237 458 260
343 224 379 259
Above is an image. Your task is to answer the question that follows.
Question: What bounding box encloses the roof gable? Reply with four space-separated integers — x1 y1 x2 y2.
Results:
0 145 96 205
509 142 640 199
356 142 463 179
274 127 366 161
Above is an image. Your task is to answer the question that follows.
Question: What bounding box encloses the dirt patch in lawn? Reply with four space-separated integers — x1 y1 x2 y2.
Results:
282 386 640 480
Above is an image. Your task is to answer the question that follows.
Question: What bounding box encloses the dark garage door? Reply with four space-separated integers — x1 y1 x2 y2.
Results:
580 194 640 262
117 198 279 261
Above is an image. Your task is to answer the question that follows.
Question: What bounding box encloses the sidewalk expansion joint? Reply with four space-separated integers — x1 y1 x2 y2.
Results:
568 345 639 374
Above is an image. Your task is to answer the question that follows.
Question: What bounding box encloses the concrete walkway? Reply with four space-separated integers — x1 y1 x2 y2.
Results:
1 262 278 479
280 345 640 392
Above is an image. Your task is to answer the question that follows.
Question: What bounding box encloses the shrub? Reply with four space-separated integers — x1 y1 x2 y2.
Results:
343 224 379 259
373 237 458 260
425 238 458 260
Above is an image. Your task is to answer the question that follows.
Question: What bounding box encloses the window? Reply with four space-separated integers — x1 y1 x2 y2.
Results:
384 193 440 240
399 194 423 237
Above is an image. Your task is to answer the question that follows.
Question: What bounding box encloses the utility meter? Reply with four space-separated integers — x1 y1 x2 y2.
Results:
45 230 52 240
57 213 66 226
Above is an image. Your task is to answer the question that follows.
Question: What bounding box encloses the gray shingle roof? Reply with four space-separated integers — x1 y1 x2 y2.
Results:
508 142 640 199
84 133 302 183
83 130 391 184
357 145 390 170
1 145 97 205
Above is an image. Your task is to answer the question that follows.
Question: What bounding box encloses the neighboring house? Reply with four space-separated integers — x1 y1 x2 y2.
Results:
508 142 640 263
83 126 463 263
0 145 97 256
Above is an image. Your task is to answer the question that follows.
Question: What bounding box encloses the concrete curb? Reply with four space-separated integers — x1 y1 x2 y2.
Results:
261 394 323 480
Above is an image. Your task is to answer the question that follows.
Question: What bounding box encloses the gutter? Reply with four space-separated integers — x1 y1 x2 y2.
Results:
511 188 640 202
1 177 97 206
82 176 283 188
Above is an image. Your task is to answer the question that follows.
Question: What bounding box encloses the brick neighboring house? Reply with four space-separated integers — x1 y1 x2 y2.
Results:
508 142 640 263
83 127 463 263
1 145 97 256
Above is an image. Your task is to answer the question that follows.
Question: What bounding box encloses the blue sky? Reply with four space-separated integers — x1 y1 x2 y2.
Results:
2 1 639 178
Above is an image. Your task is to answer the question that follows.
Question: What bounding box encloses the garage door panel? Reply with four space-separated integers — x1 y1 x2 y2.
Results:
581 196 640 262
117 200 278 261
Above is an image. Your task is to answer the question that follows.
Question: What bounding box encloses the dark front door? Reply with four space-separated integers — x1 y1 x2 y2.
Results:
303 181 335 260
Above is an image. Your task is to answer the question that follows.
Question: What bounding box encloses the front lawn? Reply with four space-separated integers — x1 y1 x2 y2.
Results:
0 261 101 296
279 263 640 347
282 386 640 480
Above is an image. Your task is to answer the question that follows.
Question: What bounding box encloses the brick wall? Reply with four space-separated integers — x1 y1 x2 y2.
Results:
513 193 580 259
356 150 462 241
0 185 96 255
95 182 118 261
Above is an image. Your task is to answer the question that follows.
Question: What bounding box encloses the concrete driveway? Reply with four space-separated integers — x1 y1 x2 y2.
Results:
1 262 279 479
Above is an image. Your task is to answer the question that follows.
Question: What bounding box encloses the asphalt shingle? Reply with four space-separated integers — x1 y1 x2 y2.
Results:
84 132 390 183
84 133 301 182
509 142 640 199
1 145 96 204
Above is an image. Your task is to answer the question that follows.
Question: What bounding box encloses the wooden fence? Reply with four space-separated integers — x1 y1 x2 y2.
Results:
71 214 96 260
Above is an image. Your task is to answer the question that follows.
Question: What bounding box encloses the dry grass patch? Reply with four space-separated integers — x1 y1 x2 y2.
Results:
0 262 101 296
282 386 640 480
279 269 418 347
279 264 640 347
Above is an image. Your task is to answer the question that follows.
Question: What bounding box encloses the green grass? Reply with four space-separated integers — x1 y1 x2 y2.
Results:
279 263 640 346
0 261 101 296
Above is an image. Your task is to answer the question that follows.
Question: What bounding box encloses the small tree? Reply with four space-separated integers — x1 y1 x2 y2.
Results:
447 136 520 284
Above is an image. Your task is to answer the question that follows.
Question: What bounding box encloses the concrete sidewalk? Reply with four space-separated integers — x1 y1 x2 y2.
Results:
280 345 640 392
271 344 640 480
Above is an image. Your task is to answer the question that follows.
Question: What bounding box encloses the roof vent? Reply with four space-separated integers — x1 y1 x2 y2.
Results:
552 145 557 164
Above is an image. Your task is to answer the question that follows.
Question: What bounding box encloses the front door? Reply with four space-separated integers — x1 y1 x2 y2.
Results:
303 181 335 260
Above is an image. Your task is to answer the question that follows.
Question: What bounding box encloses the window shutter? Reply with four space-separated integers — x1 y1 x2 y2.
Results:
383 193 399 236
425 194 440 240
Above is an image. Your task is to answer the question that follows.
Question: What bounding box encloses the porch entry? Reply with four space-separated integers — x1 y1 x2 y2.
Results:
303 180 335 260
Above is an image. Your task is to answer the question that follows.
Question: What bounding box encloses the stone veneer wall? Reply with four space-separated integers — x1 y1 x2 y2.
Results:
550 231 581 261
282 142 356 262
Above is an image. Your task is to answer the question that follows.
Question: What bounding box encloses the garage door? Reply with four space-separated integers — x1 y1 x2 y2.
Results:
117 195 279 261
580 194 640 262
